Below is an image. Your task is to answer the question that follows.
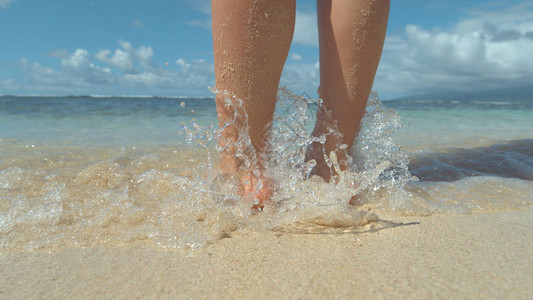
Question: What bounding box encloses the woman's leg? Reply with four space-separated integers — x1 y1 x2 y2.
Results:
212 0 296 209
306 0 390 182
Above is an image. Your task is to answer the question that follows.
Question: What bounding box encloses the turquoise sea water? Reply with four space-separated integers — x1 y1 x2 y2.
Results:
1 95 531 147
1 91 532 251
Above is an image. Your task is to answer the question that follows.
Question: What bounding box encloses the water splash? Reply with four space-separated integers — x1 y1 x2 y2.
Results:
1 91 531 253
350 92 417 209
0 87 416 253
179 87 415 230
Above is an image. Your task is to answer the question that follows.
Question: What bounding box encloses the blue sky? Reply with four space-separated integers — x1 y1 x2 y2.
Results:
1 0 532 99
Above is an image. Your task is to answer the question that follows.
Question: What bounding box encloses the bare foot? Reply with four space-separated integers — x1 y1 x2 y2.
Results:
239 172 274 211
304 140 336 183
217 135 274 211
304 104 347 183
305 140 361 206
214 90 277 211
305 136 349 185
348 194 362 206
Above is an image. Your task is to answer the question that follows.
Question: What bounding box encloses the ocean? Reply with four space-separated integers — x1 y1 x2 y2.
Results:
1 89 532 252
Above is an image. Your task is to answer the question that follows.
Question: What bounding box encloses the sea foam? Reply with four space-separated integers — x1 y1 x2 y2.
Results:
0 89 531 253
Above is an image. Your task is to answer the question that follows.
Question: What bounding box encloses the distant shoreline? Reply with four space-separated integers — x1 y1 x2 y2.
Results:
0 94 215 101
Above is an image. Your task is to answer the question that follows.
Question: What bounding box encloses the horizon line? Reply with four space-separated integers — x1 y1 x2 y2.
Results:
0 94 216 99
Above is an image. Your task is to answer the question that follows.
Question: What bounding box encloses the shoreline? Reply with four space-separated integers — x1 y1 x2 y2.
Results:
2 207 532 299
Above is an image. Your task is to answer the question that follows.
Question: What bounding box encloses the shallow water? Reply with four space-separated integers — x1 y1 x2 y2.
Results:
0 90 532 253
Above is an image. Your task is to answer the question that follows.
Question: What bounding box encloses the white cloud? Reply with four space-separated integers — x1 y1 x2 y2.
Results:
374 1 533 98
120 58 213 90
95 40 156 74
131 20 143 28
27 50 114 87
18 57 28 68
0 0 14 9
21 40 214 94
293 11 318 47
187 19 212 31
176 59 191 73
11 3 531 98
187 0 211 15
0 79 15 90
122 72 171 87
290 53 302 61
280 62 319 95
46 49 69 58
95 49 134 73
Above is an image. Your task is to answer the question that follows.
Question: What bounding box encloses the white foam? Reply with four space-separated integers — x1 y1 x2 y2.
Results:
1 88 531 253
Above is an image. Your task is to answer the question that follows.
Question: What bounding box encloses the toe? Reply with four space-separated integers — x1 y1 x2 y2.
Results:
251 177 274 211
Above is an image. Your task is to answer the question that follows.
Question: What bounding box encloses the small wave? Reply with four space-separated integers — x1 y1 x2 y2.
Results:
0 94 216 102
473 101 512 105
2 88 531 254
410 139 533 182
179 87 415 231
0 88 415 253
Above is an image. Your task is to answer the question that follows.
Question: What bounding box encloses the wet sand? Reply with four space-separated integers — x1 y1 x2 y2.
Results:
1 207 532 299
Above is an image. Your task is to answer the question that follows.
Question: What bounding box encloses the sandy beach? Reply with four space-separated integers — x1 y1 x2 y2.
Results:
1 207 531 299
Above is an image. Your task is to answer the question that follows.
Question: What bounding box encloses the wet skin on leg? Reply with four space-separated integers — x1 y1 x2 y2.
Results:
306 0 390 183
212 0 296 209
